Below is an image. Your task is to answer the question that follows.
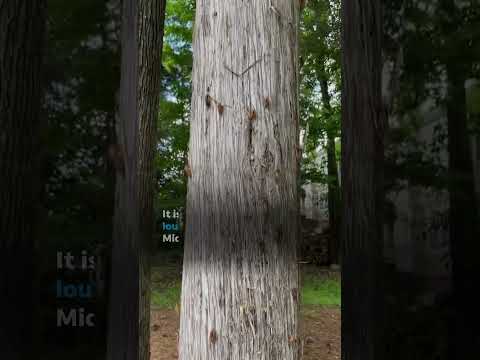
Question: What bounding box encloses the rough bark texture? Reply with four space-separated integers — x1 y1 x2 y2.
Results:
0 1 46 358
179 1 301 359
341 1 385 360
137 0 166 359
107 0 166 359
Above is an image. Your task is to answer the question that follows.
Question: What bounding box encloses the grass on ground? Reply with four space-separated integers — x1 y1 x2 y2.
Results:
151 263 341 309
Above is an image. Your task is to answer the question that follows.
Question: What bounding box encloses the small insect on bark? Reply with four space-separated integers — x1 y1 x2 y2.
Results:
264 96 272 110
248 109 257 121
288 335 299 345
184 163 192 178
291 288 299 304
217 103 225 115
206 94 213 108
209 329 218 345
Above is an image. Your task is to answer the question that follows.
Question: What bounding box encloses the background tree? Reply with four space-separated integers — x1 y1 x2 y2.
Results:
0 1 47 358
341 1 385 359
179 0 301 358
106 0 166 359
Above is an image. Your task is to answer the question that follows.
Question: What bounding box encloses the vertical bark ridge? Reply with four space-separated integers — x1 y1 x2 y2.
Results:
341 1 385 359
137 0 166 359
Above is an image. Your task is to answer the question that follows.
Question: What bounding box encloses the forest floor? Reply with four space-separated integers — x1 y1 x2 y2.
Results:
150 306 341 360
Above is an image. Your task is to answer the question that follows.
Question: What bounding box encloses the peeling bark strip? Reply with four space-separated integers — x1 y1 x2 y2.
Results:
179 1 301 359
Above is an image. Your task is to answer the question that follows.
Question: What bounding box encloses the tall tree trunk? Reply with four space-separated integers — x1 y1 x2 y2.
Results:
137 0 166 358
0 1 46 359
341 1 385 360
179 1 301 359
106 0 140 358
446 63 480 360
319 76 341 265
106 0 166 359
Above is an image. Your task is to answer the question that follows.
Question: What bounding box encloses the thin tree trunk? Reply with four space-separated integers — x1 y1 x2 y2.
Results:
107 0 166 359
179 1 301 359
319 76 341 265
0 1 46 358
341 1 385 359
137 0 166 359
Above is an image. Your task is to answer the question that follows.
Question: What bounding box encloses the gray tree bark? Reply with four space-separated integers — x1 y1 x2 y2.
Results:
179 1 301 359
0 1 46 358
106 0 165 359
341 1 385 359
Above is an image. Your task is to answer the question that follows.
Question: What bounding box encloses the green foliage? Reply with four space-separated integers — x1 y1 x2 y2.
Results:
300 0 342 185
45 0 120 247
155 0 195 215
151 283 182 310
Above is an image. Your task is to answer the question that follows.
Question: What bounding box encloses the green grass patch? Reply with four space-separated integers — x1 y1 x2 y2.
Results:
150 264 182 309
151 284 181 309
150 266 341 309
301 275 341 306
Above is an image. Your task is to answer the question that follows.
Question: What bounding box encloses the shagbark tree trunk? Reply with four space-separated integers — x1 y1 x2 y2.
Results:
0 1 47 358
179 1 301 359
106 0 165 359
341 1 385 360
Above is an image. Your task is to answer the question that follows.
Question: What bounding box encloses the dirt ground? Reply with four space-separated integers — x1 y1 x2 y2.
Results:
150 306 340 360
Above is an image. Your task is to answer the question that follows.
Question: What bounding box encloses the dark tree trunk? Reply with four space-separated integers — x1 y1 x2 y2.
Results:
106 0 140 359
106 0 166 359
319 77 341 265
0 1 46 358
137 0 166 358
341 1 385 360
446 63 480 360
